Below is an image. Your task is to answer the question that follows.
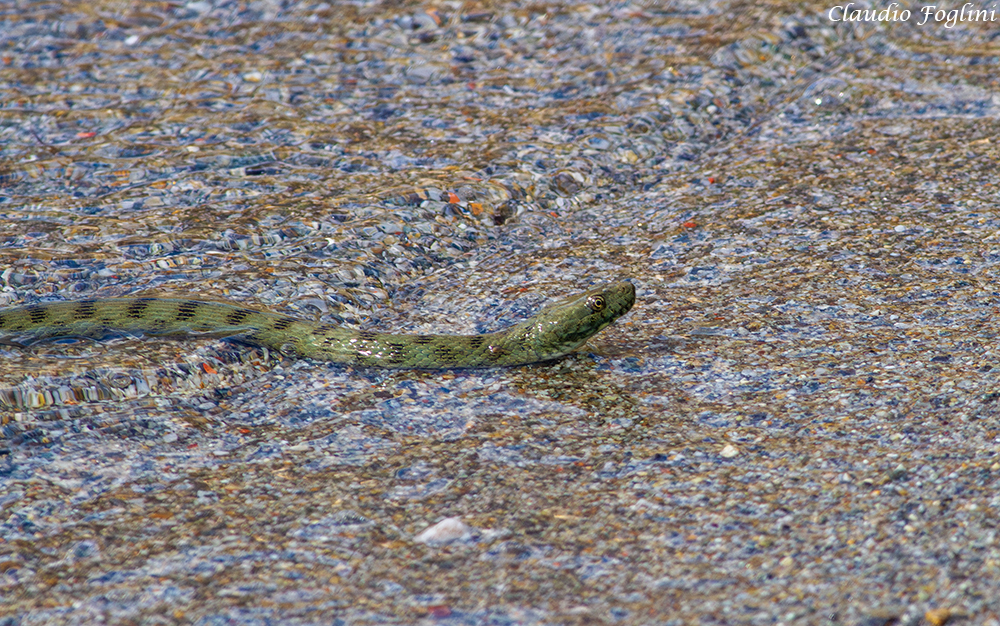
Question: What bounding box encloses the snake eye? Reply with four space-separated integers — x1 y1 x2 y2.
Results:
588 295 606 312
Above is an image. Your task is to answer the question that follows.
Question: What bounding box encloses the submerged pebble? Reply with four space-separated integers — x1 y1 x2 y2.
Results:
414 518 473 545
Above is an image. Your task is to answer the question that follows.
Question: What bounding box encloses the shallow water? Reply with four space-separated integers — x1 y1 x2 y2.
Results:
2 2 1000 624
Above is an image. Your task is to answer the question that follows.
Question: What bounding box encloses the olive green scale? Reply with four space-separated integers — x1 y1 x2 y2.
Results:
0 282 635 368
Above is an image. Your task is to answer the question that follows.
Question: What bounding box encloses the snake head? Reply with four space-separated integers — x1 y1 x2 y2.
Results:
520 280 636 359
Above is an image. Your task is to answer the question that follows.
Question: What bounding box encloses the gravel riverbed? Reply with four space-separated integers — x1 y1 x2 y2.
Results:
2 1 999 624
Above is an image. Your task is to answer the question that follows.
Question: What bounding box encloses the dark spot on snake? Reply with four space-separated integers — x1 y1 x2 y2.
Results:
433 345 461 363
414 335 435 344
74 300 98 319
384 341 409 365
357 330 377 342
174 301 203 321
27 306 47 325
316 324 338 333
125 299 152 319
270 317 295 331
467 336 485 351
224 309 253 326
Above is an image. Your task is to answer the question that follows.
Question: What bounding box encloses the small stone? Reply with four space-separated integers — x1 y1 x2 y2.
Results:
414 518 471 544
878 123 912 136
720 444 739 458
857 609 901 626
925 608 951 626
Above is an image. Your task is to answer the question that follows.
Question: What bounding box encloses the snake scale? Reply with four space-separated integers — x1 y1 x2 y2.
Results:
0 282 635 368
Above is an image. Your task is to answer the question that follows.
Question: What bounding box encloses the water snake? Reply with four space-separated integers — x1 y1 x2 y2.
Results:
0 282 635 368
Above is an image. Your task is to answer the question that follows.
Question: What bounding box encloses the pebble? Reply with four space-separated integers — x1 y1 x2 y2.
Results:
925 608 952 626
414 518 472 545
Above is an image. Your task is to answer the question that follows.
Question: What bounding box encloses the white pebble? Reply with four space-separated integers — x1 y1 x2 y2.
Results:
720 444 739 458
414 517 471 544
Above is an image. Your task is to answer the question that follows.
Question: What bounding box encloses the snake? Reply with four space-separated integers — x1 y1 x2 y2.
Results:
0 282 635 368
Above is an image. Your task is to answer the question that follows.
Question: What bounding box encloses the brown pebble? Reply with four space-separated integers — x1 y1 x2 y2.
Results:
925 608 951 626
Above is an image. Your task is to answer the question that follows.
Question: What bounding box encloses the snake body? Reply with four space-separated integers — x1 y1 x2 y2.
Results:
0 282 635 368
